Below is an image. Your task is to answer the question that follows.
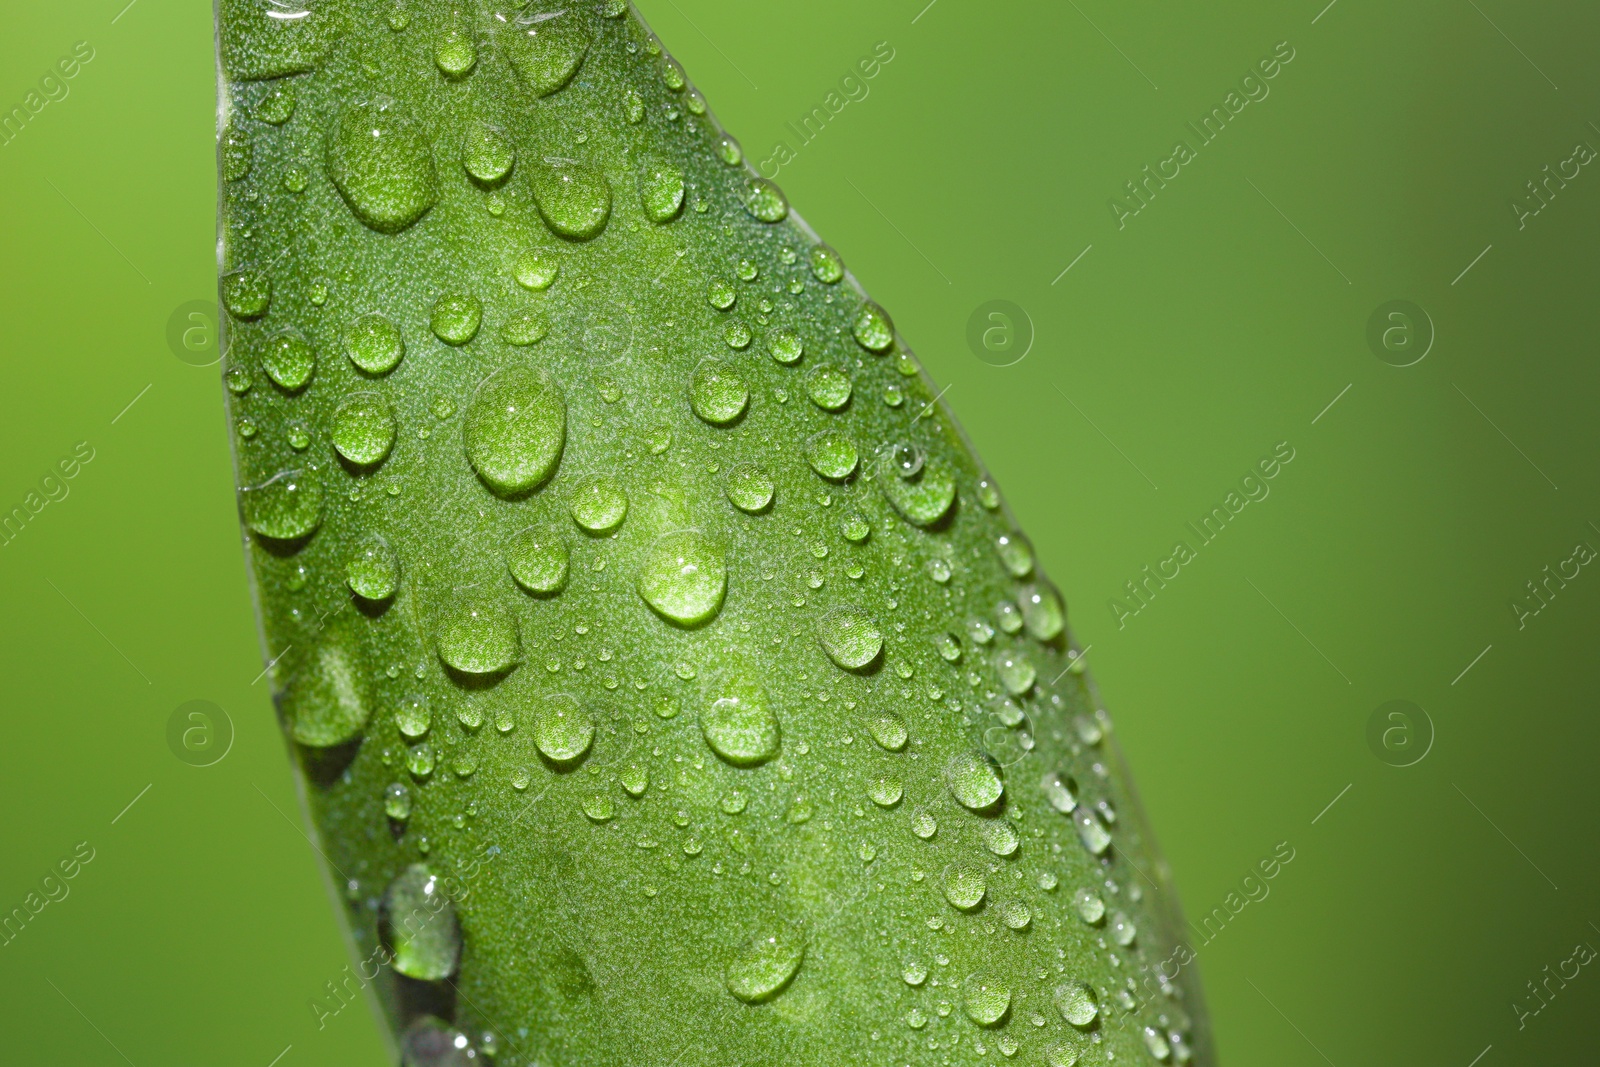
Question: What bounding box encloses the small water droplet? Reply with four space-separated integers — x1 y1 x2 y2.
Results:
767 328 803 364
639 160 685 222
817 606 882 670
503 8 590 96
701 682 780 766
506 527 569 594
809 244 844 283
1054 980 1099 1028
724 462 774 513
806 430 859 482
852 301 894 352
1021 583 1065 641
963 972 1012 1026
462 123 514 184
568 473 628 532
868 710 908 751
690 360 749 425
741 178 788 222
582 793 616 821
346 536 399 600
243 469 323 541
332 392 397 467
514 250 559 290
533 692 593 764
222 269 271 320
805 365 852 411
943 862 987 910
946 751 1004 811
530 158 611 239
725 925 804 1003
997 533 1035 578
430 292 482 345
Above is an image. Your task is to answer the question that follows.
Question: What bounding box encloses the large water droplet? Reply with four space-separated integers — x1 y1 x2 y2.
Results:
1054 980 1099 1028
724 462 774 513
503 8 590 96
463 368 567 496
263 331 316 391
701 683 780 766
943 862 987 910
255 84 296 125
1073 886 1105 924
243 469 323 541
852 301 894 352
767 327 803 365
533 692 593 764
1073 806 1112 856
556 474 628 536
639 159 685 222
639 530 726 625
506 527 569 594
1041 771 1078 814
431 292 482 345
381 864 461 979
725 925 805 1003
996 533 1034 577
530 158 611 239
690 360 749 424
434 13 477 78
806 430 859 481
344 313 406 374
327 97 438 233
963 972 1012 1026
347 535 399 600
879 455 956 527
222 270 271 320
816 606 882 670
982 820 1019 856
462 123 513 184
869 775 903 807
436 600 519 675
332 392 397 467
1020 583 1065 641
283 631 369 746
809 245 844 283
805 365 852 411
514 250 559 290
946 751 1004 810
994 650 1036 696
868 710 909 751
396 694 432 739
741 178 788 222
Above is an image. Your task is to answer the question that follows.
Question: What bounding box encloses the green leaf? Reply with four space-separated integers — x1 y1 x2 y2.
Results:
217 3 1212 1065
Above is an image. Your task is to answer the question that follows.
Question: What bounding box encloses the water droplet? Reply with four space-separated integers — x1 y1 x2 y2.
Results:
243 469 323 541
285 633 368 746
639 531 726 626
514 250 559 290
407 742 436 779
431 292 482 345
805 365 852 411
725 925 804 1003
945 751 1004 810
1000 899 1031 929
724 463 774 513
226 366 252 395
869 711 908 751
503 8 590 96
911 810 938 839
255 84 296 125
1073 807 1112 856
381 864 461 979
533 692 593 764
869 775 903 807
501 311 549 346
982 820 1019 856
436 601 519 675
568 474 627 532
963 972 1012 1026
715 135 742 166
263 331 316 391
434 13 477 78
1054 980 1099 1028
880 455 956 527
927 558 952 584
700 682 781 766
723 320 752 349
639 160 685 222
344 313 405 374
327 97 438 233
1143 1027 1172 1061
659 55 686 91
741 178 787 222
222 270 271 320
1047 1043 1080 1067
817 606 882 670
462 123 513 184
582 793 616 821
530 158 611 239
384 781 412 820
806 430 859 481
347 536 399 600
996 601 1023 635
943 862 987 910
903 961 928 986
994 651 1036 696
852 302 894 352
1020 583 1065 641
332 392 397 467
720 790 747 814
997 533 1034 578
1110 911 1137 947
396 694 431 739
840 512 871 544
506 527 569 594
463 368 567 496
767 327 803 365
222 124 252 182
690 360 749 425
809 245 844 283
935 632 961 662
1042 772 1078 814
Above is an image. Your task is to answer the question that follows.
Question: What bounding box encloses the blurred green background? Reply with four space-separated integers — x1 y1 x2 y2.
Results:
2 0 1597 1063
